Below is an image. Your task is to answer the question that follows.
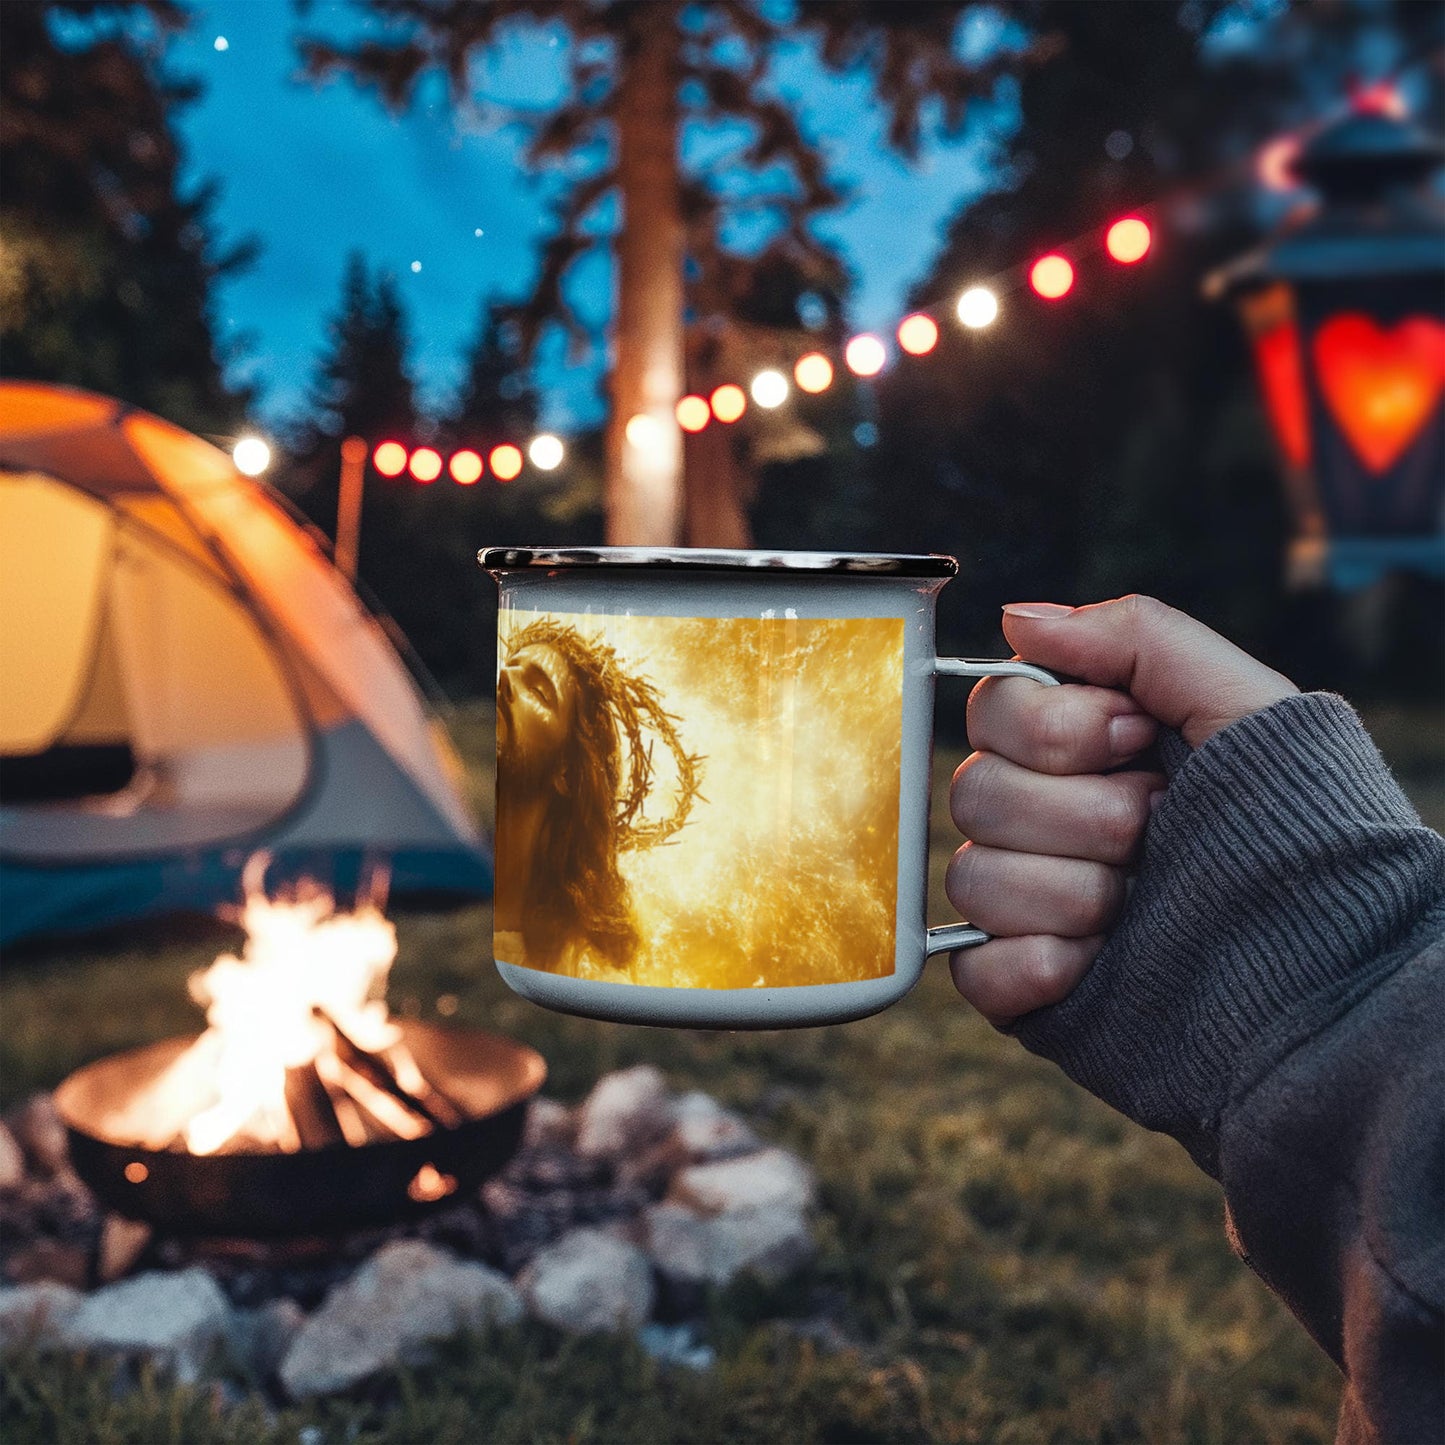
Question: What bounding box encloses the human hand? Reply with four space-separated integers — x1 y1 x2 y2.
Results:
948 595 1298 1026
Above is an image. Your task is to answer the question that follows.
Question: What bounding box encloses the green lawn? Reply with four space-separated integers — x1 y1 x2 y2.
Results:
4 702 1440 1444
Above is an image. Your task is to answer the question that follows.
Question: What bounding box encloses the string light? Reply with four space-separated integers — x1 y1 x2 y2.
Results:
956 286 999 329
232 437 271 476
750 370 789 408
794 353 833 393
897 314 940 355
529 434 564 470
408 447 442 482
710 384 747 423
489 444 523 481
845 334 887 377
676 395 711 432
373 441 408 476
448 449 483 484
1105 217 1152 264
625 413 662 448
1029 254 1075 300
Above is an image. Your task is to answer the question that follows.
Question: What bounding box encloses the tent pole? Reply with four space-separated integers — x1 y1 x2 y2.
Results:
335 436 367 580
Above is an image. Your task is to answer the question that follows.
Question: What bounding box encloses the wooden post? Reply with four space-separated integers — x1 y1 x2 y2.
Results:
335 435 368 580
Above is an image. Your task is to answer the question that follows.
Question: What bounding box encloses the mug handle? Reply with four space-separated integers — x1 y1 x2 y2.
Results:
924 657 1062 958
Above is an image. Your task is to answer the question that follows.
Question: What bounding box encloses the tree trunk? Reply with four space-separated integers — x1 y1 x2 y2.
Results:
606 7 685 545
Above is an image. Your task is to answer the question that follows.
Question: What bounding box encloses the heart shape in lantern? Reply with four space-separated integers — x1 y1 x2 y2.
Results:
1313 314 1445 475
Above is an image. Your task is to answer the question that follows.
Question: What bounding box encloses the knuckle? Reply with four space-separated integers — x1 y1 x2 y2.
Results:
1026 691 1086 771
1098 782 1150 862
1069 864 1123 935
950 752 998 837
1019 936 1077 1010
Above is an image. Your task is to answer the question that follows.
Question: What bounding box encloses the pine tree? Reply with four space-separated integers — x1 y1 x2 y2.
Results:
0 0 252 432
299 1 1021 545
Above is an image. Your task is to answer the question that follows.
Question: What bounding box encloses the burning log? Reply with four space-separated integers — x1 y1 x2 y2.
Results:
318 1010 466 1131
283 1063 346 1150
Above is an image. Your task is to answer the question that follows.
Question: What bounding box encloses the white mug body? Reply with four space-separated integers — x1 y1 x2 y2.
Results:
482 549 1054 1029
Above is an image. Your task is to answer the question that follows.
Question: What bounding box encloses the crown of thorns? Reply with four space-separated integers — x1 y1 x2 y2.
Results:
505 619 705 850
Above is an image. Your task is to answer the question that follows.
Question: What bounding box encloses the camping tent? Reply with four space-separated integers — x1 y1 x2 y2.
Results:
0 381 491 943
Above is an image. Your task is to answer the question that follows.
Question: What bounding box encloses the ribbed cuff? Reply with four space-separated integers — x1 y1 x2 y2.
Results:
1011 692 1445 1176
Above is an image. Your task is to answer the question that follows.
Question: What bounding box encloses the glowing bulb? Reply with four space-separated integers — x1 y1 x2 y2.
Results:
845 334 887 377
1105 217 1151 264
231 437 270 476
373 441 408 477
529 434 564 470
408 447 442 483
794 353 833 393
897 314 939 356
676 395 710 432
710 385 747 424
956 286 999 329
626 412 663 448
1029 254 1074 300
213 35 228 51
1257 136 1302 192
489 444 523 481
448 449 483 484
750 370 789 409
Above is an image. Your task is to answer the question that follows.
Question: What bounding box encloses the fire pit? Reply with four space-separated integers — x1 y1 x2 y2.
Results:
52 859 544 1237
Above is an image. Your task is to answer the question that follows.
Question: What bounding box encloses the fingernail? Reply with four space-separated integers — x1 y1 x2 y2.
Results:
1109 713 1158 757
1002 602 1075 619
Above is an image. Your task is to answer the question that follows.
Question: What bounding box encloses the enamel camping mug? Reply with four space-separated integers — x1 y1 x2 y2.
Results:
480 548 1058 1030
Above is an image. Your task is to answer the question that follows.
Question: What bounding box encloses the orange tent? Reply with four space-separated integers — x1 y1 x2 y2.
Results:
0 382 489 941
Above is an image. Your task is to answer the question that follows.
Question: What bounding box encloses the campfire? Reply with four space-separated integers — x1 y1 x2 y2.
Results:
55 859 545 1237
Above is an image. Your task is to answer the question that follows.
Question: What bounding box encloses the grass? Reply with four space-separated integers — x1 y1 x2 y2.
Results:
4 701 1439 1444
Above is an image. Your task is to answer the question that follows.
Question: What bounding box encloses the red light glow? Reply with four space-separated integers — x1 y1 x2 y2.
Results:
408 447 442 483
676 395 711 432
1029 254 1074 300
490 444 523 481
1105 217 1151 264
897 314 940 356
1252 322 1312 470
449 449 483 484
710 384 747 424
373 441 408 477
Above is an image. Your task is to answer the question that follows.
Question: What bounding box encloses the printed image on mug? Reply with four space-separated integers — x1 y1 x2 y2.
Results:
494 609 905 989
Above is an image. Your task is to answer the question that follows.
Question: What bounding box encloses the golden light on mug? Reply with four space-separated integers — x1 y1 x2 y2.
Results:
529 433 564 470
489 444 523 482
676 395 711 432
955 285 999 329
448 448 483 484
750 369 789 409
794 352 834 393
897 314 939 356
844 334 886 377
710 384 747 424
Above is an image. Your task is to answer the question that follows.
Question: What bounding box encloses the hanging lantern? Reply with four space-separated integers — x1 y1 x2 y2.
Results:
1207 110 1445 590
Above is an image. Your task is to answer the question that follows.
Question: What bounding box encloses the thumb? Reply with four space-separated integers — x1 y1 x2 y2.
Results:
1001 596 1298 748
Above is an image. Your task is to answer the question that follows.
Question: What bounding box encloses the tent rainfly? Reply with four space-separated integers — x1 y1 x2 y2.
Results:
0 381 491 943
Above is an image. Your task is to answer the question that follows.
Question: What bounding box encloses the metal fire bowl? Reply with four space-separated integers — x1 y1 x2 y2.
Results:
54 1022 546 1238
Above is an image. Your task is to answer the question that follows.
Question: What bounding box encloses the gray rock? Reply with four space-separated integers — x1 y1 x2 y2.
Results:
669 1148 816 1217
0 1121 24 1188
574 1066 672 1160
8 1095 68 1177
229 1297 306 1380
63 1267 232 1382
638 1322 716 1371
97 1215 152 1283
0 1280 83 1351
644 1201 814 1287
279 1240 521 1399
669 1092 760 1162
521 1097 574 1150
518 1227 654 1334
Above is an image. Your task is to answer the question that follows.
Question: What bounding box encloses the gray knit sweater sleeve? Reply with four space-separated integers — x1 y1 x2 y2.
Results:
1009 692 1445 1443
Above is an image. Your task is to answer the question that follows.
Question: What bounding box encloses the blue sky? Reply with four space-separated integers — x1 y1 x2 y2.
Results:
166 1 1016 431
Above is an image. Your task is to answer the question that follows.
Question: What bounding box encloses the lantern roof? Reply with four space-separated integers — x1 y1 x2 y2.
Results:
1205 109 1445 298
